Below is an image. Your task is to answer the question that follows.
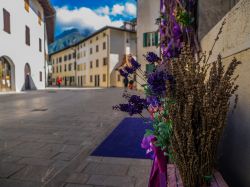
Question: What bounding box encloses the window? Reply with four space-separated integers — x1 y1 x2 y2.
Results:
90 48 93 54
59 65 62 72
68 64 72 71
90 75 93 82
118 75 121 82
73 52 76 58
103 74 106 82
56 66 58 73
90 40 92 44
103 33 106 37
103 42 106 50
74 62 76 70
25 26 30 46
59 57 62 63
24 0 29 12
103 58 107 66
3 9 11 34
96 45 99 52
68 54 72 60
52 67 54 73
96 36 99 40
84 51 86 57
38 11 42 25
64 55 67 61
64 64 67 72
90 61 93 68
96 59 99 67
52 59 54 64
39 38 42 52
143 32 159 47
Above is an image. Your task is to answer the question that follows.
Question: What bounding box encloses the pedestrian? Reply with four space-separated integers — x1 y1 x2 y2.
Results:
128 80 134 90
123 76 129 91
57 76 62 88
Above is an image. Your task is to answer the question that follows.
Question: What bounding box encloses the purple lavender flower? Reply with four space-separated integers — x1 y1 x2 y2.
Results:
144 52 161 64
147 71 168 96
124 66 135 74
113 95 148 116
130 58 141 70
114 103 141 116
119 69 128 77
147 96 161 107
129 95 148 110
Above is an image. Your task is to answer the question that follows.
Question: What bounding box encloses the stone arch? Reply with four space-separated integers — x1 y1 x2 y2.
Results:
0 56 15 91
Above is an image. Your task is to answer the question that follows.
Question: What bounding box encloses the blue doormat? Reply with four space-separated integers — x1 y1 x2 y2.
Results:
91 117 152 159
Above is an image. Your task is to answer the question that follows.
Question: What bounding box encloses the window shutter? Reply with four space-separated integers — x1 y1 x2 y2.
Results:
3 9 10 34
39 72 42 82
38 11 42 25
146 64 155 73
39 38 42 52
143 33 147 47
25 26 30 45
155 32 159 46
24 0 30 12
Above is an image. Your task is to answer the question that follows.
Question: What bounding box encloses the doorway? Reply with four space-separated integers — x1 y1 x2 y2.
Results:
95 75 100 87
24 63 31 90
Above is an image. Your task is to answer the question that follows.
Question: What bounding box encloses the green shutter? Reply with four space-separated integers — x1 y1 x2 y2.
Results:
146 64 155 73
155 32 159 46
143 33 147 47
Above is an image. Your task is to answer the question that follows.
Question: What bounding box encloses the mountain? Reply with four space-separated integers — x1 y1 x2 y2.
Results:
49 28 85 54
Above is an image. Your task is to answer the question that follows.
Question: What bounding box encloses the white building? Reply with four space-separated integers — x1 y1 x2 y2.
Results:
137 0 160 88
0 0 55 92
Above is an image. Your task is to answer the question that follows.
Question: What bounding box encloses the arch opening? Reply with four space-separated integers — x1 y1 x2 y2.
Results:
0 56 15 92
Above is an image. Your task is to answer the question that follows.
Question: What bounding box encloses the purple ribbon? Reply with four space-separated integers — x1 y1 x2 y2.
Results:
141 136 168 187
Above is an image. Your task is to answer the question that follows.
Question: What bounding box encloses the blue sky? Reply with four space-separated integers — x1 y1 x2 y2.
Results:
50 0 137 36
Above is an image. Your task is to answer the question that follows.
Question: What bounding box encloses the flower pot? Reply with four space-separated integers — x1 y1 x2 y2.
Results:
167 164 228 187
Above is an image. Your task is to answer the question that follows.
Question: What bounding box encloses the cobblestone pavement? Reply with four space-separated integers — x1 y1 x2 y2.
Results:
62 156 152 187
0 88 151 187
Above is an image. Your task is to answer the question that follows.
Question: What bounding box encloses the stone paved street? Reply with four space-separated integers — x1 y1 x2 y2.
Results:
0 88 151 187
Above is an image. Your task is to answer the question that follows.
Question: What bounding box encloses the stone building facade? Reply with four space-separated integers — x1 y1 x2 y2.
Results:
50 26 136 88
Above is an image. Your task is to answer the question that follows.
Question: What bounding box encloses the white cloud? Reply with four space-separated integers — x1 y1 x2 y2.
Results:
125 3 137 17
56 6 123 32
95 6 110 16
111 4 125 16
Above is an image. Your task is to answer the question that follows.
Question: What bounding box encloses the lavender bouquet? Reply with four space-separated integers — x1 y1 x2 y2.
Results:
114 0 241 186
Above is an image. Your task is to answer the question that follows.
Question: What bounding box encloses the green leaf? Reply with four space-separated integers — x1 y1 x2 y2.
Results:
145 129 154 137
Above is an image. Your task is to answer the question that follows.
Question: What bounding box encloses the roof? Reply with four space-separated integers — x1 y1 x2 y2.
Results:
38 0 55 44
49 26 136 56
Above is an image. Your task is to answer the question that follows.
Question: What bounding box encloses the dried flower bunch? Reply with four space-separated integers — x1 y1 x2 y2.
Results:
114 0 241 186
167 44 241 186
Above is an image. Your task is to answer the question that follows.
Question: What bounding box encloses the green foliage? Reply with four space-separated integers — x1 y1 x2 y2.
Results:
176 10 193 26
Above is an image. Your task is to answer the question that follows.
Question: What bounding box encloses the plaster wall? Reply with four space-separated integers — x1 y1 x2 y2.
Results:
200 1 250 186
